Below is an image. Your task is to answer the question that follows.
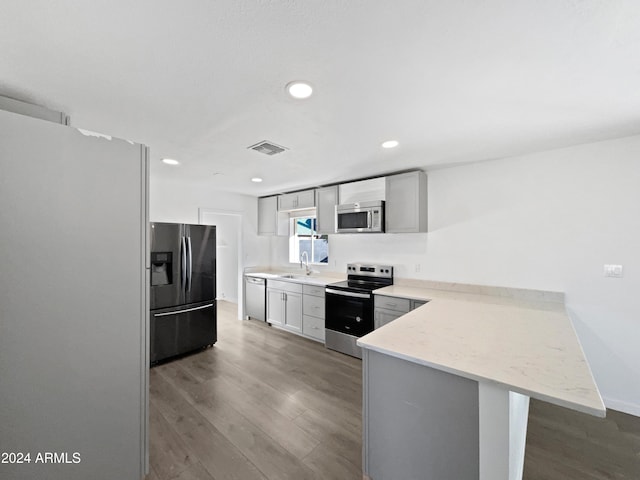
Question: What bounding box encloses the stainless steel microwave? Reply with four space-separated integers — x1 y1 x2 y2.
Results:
335 200 385 233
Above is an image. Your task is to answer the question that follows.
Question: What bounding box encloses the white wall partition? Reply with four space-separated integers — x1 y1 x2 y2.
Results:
0 109 148 480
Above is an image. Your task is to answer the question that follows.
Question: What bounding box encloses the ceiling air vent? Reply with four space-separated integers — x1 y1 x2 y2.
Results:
248 140 288 156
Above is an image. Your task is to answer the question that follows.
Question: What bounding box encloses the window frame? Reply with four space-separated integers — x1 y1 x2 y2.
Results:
288 214 329 265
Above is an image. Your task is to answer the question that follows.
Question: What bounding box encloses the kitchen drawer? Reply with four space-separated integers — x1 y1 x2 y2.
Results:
375 295 411 313
303 314 325 341
303 294 325 318
267 279 303 294
303 284 325 297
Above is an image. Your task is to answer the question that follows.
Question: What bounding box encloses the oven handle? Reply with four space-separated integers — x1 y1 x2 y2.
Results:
326 288 371 299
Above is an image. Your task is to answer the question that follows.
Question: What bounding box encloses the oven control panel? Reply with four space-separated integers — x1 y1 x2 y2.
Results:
346 263 393 278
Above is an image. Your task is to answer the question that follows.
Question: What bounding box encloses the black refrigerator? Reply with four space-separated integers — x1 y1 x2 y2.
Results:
150 222 217 365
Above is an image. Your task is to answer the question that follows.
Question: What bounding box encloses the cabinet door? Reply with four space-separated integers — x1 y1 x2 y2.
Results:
411 300 428 310
316 185 338 235
266 288 284 326
339 177 386 204
295 189 316 209
258 196 278 235
385 171 428 233
279 189 316 211
259 196 289 236
278 193 298 211
375 295 411 313
284 292 303 333
374 308 404 329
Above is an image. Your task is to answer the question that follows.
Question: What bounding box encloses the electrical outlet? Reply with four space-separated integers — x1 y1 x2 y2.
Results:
415 264 421 273
604 264 623 278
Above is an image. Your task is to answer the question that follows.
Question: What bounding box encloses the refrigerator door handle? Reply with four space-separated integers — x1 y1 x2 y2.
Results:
181 236 187 290
153 303 214 317
186 236 193 292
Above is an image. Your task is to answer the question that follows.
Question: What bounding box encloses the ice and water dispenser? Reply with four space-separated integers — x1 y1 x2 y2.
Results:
151 252 172 286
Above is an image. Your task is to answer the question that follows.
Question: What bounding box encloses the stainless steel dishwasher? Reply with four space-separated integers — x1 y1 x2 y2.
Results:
244 275 266 321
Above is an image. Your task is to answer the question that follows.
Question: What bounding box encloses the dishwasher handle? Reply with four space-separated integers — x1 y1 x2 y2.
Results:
246 276 266 285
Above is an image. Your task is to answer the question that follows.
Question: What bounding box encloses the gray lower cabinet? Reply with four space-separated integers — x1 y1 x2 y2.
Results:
302 284 325 342
266 280 326 342
374 294 428 329
266 280 302 333
363 349 479 479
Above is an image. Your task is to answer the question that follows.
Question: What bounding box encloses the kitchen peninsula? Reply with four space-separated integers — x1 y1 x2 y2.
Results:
358 283 605 480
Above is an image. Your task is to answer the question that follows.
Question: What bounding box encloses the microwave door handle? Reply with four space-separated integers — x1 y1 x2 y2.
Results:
367 210 372 229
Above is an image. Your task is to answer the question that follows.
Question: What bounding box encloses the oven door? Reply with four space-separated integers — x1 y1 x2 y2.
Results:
325 288 374 337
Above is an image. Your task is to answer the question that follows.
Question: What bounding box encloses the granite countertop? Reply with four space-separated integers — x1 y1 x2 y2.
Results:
359 284 605 417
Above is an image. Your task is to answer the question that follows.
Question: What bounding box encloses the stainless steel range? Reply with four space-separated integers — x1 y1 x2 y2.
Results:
325 263 393 358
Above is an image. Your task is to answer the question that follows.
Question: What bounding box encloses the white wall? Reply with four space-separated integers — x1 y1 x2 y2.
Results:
150 178 271 315
200 211 240 303
271 135 640 415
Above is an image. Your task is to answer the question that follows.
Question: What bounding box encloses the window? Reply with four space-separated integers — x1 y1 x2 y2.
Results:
289 216 329 264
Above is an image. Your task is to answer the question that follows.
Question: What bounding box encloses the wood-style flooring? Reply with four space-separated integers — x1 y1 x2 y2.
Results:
523 400 640 479
148 300 640 480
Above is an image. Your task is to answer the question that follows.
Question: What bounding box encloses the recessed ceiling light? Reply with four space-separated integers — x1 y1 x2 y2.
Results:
286 81 313 99
251 177 263 183
381 140 399 149
162 158 180 165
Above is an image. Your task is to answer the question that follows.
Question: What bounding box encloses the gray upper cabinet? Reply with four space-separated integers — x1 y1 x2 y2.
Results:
315 185 338 235
385 171 428 233
258 196 278 235
278 189 316 211
258 196 289 236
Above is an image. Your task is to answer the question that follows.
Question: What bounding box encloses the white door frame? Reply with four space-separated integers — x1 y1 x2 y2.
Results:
198 208 243 320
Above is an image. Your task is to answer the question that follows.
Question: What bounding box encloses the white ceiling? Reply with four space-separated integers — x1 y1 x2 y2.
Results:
2 1 640 196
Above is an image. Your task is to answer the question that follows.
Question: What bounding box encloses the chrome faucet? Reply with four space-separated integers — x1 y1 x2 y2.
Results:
300 251 311 275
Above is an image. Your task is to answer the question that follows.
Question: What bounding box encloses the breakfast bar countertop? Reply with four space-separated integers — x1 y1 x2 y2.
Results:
359 284 606 417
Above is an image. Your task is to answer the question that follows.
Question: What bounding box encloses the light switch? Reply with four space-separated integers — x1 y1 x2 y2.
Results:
604 264 624 278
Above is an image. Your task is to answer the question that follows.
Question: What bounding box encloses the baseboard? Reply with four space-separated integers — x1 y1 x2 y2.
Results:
603 396 640 417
